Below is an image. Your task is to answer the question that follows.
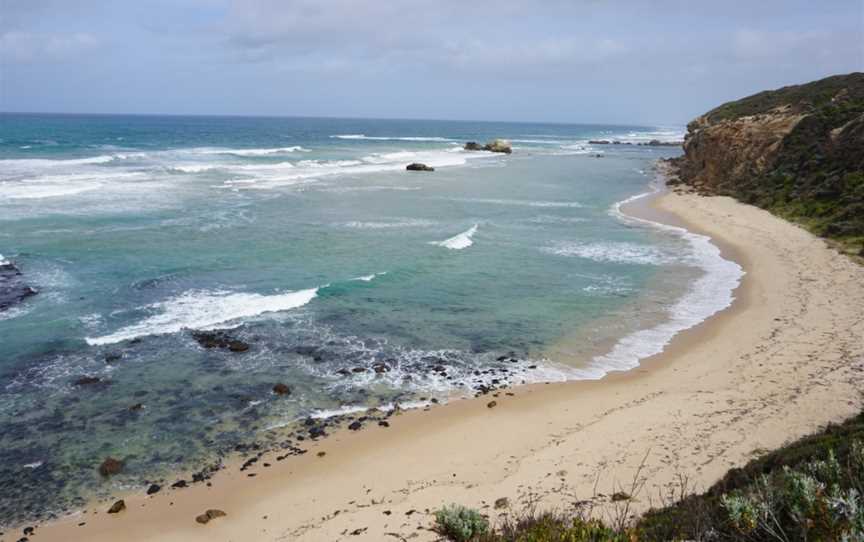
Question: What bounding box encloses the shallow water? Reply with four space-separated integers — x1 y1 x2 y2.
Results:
0 115 739 523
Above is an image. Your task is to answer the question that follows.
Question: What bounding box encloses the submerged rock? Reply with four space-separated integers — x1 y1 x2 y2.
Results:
272 383 291 395
98 457 123 476
73 376 103 387
191 330 249 353
0 259 37 312
406 162 434 171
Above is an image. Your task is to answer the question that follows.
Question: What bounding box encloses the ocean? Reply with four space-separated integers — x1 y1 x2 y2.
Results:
0 114 741 522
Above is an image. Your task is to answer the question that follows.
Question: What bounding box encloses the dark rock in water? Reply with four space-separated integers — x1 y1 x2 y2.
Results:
171 479 188 489
0 259 37 312
191 330 249 353
372 363 390 374
98 457 123 476
129 403 144 411
348 421 362 431
107 500 126 514
464 141 484 151
406 162 434 171
227 340 249 352
272 383 291 395
195 509 226 524
74 376 103 387
104 352 122 364
146 483 161 495
309 426 326 439
588 139 612 144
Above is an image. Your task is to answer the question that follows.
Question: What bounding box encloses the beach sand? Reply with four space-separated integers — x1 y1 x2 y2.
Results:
25 188 864 542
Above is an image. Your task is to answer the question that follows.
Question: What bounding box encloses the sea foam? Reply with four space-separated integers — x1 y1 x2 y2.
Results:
581 184 744 377
86 287 320 345
431 224 478 250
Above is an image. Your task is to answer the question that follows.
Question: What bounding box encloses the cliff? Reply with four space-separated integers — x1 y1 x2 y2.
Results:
669 73 864 255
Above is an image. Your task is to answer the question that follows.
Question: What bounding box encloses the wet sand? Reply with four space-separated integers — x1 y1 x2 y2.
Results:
23 186 864 542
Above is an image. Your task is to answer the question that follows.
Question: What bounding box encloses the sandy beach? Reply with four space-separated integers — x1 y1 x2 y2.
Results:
24 186 864 542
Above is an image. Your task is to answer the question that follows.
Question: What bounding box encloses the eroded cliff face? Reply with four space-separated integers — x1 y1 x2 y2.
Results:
675 107 805 193
670 73 864 255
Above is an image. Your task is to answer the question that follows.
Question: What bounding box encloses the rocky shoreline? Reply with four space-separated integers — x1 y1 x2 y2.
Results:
0 258 37 313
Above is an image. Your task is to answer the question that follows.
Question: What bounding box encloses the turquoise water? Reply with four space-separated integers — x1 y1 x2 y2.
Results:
0 114 739 522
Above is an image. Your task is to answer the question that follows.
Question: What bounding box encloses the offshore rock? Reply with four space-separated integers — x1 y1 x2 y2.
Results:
484 139 512 153
0 259 37 312
406 162 434 171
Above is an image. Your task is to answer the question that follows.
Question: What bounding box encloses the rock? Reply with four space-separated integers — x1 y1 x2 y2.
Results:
107 500 126 514
74 376 102 386
98 457 123 476
611 491 631 502
272 383 291 395
129 403 144 411
494 497 509 509
464 141 484 151
372 363 390 374
487 401 497 409
191 330 249 352
171 480 188 489
104 353 122 364
195 509 226 525
483 139 512 154
406 162 434 172
588 139 612 144
348 421 362 431
22 527 34 536
227 340 249 353
378 420 390 428
146 484 161 495
0 259 38 312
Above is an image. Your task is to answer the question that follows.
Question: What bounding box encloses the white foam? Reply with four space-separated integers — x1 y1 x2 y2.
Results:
222 148 495 190
544 241 680 265
86 287 321 345
342 219 436 229
331 134 456 142
582 181 744 376
188 146 311 156
0 253 8 266
448 197 583 208
431 224 478 250
351 272 387 282
0 172 146 200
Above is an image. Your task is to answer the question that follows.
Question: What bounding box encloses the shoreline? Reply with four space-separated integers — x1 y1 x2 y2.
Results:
21 180 864 542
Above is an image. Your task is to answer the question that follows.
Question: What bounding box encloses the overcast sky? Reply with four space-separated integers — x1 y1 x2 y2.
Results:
1 0 862 124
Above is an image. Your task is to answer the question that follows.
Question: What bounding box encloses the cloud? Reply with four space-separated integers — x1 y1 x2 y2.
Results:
0 31 100 63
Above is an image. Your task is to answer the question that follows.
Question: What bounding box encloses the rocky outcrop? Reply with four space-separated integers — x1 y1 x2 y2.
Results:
484 139 512 154
669 72 864 255
464 139 513 154
0 259 37 312
191 330 250 352
406 162 434 171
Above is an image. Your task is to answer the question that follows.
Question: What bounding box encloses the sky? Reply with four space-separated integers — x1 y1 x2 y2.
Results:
0 0 862 124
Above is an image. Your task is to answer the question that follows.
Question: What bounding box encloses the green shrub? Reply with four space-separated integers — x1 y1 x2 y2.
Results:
435 504 490 542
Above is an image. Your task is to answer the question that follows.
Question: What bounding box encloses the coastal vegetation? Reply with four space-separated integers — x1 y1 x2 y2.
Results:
670 72 864 257
435 409 864 541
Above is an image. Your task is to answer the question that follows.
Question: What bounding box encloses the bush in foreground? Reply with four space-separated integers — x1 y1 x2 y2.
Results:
435 504 490 542
434 410 864 541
